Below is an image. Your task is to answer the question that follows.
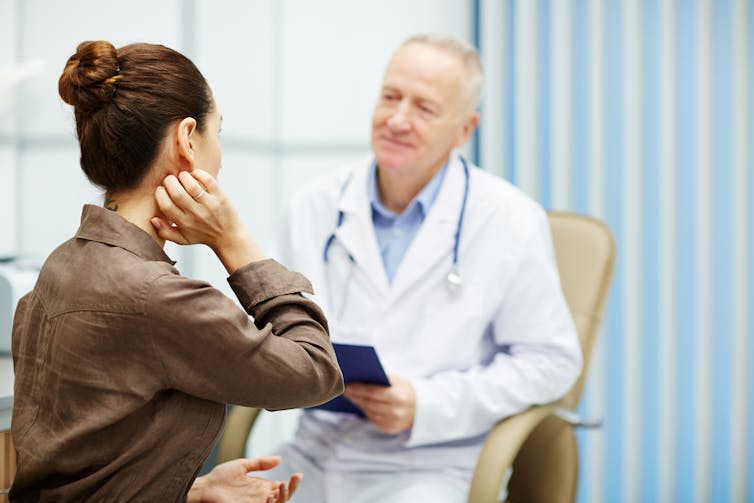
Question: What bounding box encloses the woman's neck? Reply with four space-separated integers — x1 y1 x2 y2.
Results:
103 189 165 247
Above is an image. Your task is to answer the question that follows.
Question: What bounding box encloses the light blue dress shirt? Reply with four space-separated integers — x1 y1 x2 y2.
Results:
369 163 448 283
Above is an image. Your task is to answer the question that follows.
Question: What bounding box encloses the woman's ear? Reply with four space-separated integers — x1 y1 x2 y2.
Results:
175 117 198 169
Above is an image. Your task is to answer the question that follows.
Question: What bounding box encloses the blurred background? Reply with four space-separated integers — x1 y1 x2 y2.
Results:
0 0 751 502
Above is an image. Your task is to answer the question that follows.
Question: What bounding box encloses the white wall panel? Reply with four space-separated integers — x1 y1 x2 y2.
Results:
18 0 182 138
278 0 471 143
551 0 572 208
18 147 100 258
731 1 750 500
0 0 19 136
513 0 539 198
479 0 505 178
0 0 19 256
694 1 713 499
194 0 276 143
0 0 16 66
0 148 17 257
280 151 366 201
622 2 642 500
658 1 678 500
219 151 277 251
585 1 606 497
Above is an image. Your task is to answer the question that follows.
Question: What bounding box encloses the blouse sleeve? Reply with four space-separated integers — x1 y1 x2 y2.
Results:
144 258 344 409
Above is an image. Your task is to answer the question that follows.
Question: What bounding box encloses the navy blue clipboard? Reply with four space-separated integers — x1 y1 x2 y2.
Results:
309 343 390 416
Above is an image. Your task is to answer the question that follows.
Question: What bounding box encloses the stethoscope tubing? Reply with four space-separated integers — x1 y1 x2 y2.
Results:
323 155 471 293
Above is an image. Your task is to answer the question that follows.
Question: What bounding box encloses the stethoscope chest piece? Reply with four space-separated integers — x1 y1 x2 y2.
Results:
446 265 462 291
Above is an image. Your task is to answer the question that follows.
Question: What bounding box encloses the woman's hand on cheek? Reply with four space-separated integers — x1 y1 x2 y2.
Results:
152 169 237 247
152 169 265 273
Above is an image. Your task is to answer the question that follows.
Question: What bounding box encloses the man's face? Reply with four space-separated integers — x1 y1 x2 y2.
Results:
371 43 476 177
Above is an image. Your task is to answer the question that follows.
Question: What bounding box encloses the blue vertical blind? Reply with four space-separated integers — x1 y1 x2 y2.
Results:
478 0 752 501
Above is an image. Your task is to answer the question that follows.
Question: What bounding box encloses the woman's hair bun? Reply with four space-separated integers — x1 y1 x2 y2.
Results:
58 40 120 113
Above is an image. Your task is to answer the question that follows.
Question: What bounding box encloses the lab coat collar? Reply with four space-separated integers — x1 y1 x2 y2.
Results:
387 154 467 301
333 153 469 301
333 157 391 293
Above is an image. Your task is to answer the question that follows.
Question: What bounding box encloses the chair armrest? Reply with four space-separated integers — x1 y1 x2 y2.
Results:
554 408 603 428
467 404 558 503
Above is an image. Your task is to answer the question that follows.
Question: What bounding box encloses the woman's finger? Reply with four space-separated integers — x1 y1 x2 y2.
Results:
178 170 208 201
287 473 302 499
162 174 195 210
154 185 186 223
277 482 289 502
192 169 222 195
150 217 188 245
237 456 281 473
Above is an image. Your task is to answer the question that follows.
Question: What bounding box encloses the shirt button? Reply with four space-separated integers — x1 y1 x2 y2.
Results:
392 228 402 236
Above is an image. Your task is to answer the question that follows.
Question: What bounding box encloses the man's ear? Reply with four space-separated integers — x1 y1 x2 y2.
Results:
175 117 198 170
453 111 480 148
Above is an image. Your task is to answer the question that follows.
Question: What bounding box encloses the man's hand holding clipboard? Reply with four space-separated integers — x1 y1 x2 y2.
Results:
310 343 417 435
309 343 390 416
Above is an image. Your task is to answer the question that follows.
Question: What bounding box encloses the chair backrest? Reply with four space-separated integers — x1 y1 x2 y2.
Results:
547 211 616 410
467 211 616 503
216 406 261 464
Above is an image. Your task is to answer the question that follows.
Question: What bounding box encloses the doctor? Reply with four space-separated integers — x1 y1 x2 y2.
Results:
273 33 582 502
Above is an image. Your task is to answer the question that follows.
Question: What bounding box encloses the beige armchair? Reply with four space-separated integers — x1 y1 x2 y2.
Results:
469 211 616 502
216 211 616 503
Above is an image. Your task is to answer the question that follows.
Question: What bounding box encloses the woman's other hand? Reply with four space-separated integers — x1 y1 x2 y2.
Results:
188 456 302 503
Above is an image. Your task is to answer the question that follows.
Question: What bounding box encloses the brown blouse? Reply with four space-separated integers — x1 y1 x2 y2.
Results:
10 204 343 502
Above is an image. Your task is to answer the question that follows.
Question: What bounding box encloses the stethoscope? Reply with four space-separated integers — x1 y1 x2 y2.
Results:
322 156 471 313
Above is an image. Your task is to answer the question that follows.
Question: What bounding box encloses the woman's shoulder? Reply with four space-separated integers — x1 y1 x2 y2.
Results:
35 238 178 316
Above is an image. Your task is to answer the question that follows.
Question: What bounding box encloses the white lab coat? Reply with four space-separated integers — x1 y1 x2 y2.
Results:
275 152 582 500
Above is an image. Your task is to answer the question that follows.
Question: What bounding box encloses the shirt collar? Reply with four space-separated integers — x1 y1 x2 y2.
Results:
368 162 449 220
75 204 176 264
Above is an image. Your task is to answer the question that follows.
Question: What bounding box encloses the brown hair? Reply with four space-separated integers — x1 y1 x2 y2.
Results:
58 41 212 191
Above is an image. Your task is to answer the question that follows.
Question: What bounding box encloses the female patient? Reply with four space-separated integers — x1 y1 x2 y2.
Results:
9 40 343 502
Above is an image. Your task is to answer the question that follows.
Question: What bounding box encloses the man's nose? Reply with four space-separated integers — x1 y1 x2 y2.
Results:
386 102 411 131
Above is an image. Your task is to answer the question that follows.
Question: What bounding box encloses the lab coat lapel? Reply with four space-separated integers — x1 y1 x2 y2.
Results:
333 162 390 295
387 155 467 303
